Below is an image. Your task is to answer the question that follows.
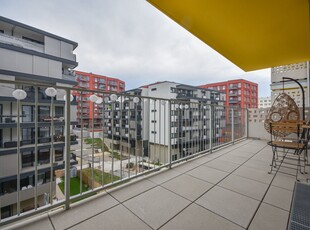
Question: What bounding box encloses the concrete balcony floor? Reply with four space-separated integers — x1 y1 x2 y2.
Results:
5 139 310 230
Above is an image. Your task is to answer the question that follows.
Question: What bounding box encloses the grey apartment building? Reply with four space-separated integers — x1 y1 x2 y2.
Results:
0 16 78 218
104 81 226 164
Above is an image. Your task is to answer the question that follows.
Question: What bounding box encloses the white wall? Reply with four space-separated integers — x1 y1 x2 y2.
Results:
60 41 74 60
44 36 61 57
0 48 62 79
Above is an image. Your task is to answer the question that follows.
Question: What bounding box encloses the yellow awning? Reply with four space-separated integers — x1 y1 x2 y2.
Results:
147 0 310 71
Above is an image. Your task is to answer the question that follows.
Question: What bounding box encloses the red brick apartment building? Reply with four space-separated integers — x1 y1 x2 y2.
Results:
74 71 125 130
199 79 258 108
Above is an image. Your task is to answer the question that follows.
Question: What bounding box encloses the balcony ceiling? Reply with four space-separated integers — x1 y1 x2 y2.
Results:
147 0 310 71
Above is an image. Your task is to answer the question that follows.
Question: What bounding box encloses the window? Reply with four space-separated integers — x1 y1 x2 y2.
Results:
151 120 157 123
22 128 35 144
38 127 50 143
55 106 64 118
22 151 34 168
22 36 44 45
22 105 34 122
151 88 157 91
151 109 157 112
238 83 241 88
38 148 50 165
151 131 157 134
55 147 64 161
222 86 226 90
39 106 50 121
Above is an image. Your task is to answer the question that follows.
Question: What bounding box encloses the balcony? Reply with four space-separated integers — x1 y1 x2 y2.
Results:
62 69 76 82
4 139 309 229
0 33 44 52
1 79 309 230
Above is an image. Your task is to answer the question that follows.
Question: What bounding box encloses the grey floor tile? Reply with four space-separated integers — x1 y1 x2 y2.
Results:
186 165 228 184
244 158 272 171
229 149 256 158
3 214 53 230
161 203 244 230
109 179 157 202
162 174 213 201
50 193 118 230
249 203 289 230
172 161 200 173
272 173 296 191
190 154 217 163
147 168 181 185
236 146 263 154
252 152 272 163
219 174 269 200
233 165 274 184
68 204 152 230
263 186 293 211
196 186 259 228
123 186 190 229
204 158 240 173
218 154 249 165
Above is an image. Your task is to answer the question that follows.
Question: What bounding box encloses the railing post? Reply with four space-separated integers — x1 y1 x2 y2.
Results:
245 108 249 139
209 105 213 152
64 89 71 210
231 108 234 144
168 100 172 169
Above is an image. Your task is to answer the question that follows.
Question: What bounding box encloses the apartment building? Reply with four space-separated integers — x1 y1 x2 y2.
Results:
270 62 310 107
0 16 78 218
199 79 258 109
74 71 125 132
104 81 227 164
258 96 272 108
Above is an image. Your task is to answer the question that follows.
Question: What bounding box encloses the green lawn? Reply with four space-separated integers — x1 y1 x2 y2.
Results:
84 138 109 152
83 168 120 185
58 177 89 196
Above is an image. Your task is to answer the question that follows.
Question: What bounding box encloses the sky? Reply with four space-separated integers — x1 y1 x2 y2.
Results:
1 0 271 96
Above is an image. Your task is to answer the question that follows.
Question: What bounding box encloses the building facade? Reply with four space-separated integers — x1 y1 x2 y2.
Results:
258 96 271 108
270 62 310 107
74 71 125 131
0 16 78 218
103 81 227 164
199 79 258 109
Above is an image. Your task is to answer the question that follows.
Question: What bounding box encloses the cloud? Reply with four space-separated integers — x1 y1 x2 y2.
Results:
0 0 271 96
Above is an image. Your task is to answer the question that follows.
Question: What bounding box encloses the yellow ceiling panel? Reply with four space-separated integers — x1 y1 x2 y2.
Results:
147 0 310 71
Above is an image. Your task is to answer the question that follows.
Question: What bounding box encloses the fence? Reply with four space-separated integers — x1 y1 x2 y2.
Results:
0 78 247 226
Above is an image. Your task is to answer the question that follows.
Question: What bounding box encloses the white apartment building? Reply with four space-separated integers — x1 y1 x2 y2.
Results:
258 97 271 108
0 16 78 219
270 62 310 107
104 81 227 164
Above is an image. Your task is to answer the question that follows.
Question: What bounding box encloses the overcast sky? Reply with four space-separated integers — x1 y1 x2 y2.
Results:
1 0 271 96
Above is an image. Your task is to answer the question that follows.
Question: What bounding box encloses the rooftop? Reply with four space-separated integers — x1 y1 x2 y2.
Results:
5 139 309 230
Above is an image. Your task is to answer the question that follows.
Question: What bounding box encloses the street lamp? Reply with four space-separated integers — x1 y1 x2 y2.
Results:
12 89 27 215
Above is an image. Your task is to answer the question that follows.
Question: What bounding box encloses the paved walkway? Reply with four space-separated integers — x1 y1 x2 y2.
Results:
4 139 310 230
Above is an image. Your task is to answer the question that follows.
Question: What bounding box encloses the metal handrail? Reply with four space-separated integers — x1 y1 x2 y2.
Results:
0 78 248 226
